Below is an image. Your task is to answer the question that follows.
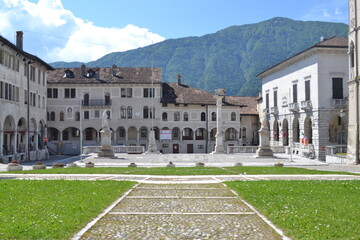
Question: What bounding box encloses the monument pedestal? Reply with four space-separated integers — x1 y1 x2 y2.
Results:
97 129 114 158
211 133 225 154
145 130 158 154
256 126 273 157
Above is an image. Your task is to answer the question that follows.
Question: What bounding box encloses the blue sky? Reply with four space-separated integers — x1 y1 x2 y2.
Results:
0 0 348 62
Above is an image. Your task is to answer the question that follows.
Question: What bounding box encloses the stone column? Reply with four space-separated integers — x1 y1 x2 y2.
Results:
34 131 39 151
212 89 226 154
14 130 18 154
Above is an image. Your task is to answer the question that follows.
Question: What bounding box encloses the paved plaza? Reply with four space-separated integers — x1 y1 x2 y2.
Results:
1 153 360 239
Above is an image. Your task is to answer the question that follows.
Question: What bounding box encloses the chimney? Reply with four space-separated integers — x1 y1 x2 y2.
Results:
81 64 86 76
177 73 181 85
16 31 23 50
112 64 117 76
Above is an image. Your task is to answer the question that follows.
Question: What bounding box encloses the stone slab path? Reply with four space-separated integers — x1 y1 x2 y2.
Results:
74 183 287 240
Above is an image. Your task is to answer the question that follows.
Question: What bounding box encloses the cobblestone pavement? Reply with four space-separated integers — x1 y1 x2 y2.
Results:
76 183 286 240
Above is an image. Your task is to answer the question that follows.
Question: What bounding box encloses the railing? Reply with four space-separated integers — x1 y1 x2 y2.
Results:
300 100 312 110
326 145 347 156
82 99 112 107
83 145 145 154
289 102 299 112
332 99 344 108
270 107 278 115
227 146 286 154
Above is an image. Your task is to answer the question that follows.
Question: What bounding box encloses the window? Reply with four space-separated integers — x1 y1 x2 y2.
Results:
305 80 310 101
72 128 79 137
266 92 269 109
174 112 180 121
121 106 126 119
149 107 155 119
47 88 58 98
143 88 155 98
60 112 64 121
162 112 168 121
106 110 111 119
83 93 89 106
94 110 100 118
84 111 89 119
332 78 343 99
30 66 35 81
75 112 80 121
62 130 69 141
119 128 126 137
162 103 167 107
121 88 126 97
141 128 147 138
212 112 216 121
50 112 55 121
143 106 149 119
292 84 297 103
127 88 132 98
65 88 76 98
0 82 3 99
201 112 206 121
231 112 236 121
127 106 133 118
38 70 41 84
183 112 189 121
273 90 277 107
350 41 355 68
105 93 111 105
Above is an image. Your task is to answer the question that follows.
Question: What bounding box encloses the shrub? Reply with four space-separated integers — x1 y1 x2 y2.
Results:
8 160 20 166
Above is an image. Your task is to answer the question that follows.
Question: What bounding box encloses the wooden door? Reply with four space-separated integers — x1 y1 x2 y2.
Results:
173 144 179 154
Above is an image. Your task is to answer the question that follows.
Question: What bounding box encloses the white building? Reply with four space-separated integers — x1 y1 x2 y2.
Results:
347 0 360 164
0 32 54 163
257 37 348 160
47 66 250 154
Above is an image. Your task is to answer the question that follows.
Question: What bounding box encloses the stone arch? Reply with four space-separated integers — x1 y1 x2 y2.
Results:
17 118 27 153
273 120 279 142
329 115 344 144
128 126 137 141
282 118 289 146
139 126 148 140
210 128 217 141
293 118 300 143
116 126 126 143
304 117 313 144
84 127 97 141
62 127 80 141
225 128 237 141
172 127 180 140
3 115 16 154
195 128 207 140
182 127 193 140
48 127 60 141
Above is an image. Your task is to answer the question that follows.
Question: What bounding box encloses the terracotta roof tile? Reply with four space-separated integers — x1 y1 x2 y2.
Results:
225 96 258 115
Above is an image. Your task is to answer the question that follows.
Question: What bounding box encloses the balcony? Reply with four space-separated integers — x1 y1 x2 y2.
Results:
300 100 312 110
263 108 269 115
332 99 344 108
289 102 299 112
82 99 112 107
270 107 278 115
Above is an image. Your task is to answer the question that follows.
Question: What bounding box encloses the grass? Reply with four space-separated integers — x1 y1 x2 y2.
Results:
3 166 355 175
0 180 136 240
225 180 360 240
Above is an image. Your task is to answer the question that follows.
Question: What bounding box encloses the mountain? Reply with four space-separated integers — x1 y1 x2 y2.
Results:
50 17 348 96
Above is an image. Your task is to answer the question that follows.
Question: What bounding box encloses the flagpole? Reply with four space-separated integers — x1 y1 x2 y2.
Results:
80 99 83 161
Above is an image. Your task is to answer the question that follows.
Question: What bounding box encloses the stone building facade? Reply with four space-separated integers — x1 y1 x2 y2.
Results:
47 66 255 154
348 0 360 164
0 32 53 163
257 37 348 160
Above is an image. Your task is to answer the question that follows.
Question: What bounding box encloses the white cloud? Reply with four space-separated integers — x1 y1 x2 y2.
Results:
0 0 165 62
301 0 348 23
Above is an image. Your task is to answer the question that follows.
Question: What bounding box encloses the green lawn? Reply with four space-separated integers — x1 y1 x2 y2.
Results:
0 180 136 240
226 180 360 240
3 166 355 175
